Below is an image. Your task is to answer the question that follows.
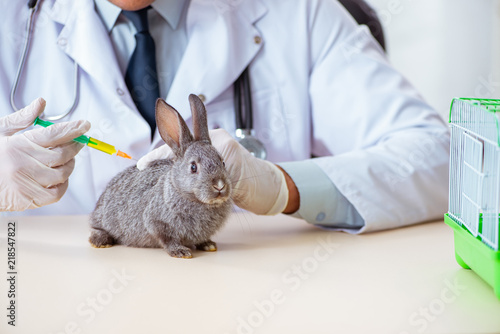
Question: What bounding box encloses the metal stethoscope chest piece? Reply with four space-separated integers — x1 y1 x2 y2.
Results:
235 128 267 160
233 67 267 160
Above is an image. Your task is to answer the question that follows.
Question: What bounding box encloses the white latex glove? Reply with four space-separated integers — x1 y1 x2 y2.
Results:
0 98 91 211
138 129 289 215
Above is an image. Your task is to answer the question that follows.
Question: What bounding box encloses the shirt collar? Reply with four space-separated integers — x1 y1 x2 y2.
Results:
94 0 189 32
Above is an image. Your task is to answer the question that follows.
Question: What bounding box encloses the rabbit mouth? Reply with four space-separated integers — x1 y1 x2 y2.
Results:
199 193 231 205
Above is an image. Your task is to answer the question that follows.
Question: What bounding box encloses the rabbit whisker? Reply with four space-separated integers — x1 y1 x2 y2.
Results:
229 175 266 185
235 209 254 235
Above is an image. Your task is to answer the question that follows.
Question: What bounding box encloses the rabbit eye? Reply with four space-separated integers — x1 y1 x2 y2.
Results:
222 162 225 167
190 162 197 173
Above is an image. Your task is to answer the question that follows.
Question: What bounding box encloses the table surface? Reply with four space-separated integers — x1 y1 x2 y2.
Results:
0 213 499 334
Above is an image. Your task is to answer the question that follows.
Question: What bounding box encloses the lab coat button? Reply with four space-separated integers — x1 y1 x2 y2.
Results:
316 212 326 222
198 94 206 102
58 38 67 47
116 88 125 96
253 36 262 44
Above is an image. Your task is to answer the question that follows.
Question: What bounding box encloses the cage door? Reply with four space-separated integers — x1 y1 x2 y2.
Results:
460 132 484 236
481 143 499 250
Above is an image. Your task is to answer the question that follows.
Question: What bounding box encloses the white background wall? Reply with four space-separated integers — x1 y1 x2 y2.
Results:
365 0 500 120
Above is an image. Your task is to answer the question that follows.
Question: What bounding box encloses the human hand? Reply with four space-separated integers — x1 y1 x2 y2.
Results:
0 98 91 211
138 129 294 215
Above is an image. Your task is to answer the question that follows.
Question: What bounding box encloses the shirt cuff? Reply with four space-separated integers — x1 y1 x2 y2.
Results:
278 160 365 232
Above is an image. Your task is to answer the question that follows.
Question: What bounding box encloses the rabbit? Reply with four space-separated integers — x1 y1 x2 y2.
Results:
88 94 233 259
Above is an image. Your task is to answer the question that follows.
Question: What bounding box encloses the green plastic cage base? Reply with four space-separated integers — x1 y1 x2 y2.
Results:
444 213 500 299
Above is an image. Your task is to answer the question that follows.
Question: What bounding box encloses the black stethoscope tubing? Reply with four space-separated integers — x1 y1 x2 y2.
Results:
234 67 252 131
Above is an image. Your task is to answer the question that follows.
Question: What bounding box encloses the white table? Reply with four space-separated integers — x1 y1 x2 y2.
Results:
1 213 499 334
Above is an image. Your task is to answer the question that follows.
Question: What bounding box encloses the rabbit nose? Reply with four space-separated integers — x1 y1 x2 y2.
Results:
213 180 225 192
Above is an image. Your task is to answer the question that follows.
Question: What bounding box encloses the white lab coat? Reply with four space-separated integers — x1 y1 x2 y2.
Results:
0 0 449 232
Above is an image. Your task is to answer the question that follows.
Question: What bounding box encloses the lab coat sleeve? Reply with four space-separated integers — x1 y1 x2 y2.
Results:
300 1 450 233
278 161 365 232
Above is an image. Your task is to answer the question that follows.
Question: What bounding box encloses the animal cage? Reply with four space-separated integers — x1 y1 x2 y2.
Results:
445 97 500 298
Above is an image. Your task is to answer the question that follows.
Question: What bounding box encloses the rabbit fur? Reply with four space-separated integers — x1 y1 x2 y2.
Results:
89 94 233 258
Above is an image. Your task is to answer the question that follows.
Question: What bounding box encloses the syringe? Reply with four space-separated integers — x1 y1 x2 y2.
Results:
34 117 133 160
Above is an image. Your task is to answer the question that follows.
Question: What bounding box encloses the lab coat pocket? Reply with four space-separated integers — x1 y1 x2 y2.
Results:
251 87 293 162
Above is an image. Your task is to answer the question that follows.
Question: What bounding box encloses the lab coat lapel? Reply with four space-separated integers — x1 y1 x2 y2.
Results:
49 0 133 109
166 0 268 120
44 0 72 25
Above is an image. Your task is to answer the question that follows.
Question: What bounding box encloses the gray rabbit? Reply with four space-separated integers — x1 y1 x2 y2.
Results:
89 94 233 258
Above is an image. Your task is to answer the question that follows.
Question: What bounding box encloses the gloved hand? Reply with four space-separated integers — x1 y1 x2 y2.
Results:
0 98 91 211
138 129 289 215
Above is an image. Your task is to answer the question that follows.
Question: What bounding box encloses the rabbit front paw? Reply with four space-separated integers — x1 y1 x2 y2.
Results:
89 228 115 248
166 245 193 259
195 240 217 252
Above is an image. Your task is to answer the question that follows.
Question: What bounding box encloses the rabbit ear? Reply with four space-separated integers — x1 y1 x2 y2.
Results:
189 94 211 144
155 99 193 157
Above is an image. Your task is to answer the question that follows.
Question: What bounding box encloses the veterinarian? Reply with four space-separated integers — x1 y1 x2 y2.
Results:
0 0 449 233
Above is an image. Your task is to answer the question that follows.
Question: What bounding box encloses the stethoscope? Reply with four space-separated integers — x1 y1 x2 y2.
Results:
11 0 268 159
10 0 79 121
233 68 267 160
